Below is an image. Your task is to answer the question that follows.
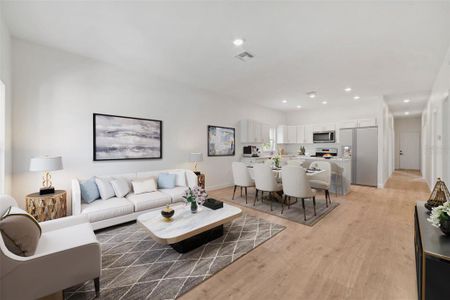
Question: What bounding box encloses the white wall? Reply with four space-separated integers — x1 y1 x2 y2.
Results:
422 44 450 187
11 39 285 208
394 117 421 170
0 4 11 194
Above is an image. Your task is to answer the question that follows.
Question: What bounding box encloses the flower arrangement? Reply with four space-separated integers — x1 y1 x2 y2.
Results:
182 187 208 213
427 201 450 235
272 153 281 169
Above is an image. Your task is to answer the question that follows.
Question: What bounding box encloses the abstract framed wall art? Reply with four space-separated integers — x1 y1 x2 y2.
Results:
93 113 162 161
207 125 235 156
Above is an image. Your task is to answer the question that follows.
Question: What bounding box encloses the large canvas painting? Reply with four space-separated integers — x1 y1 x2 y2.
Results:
208 125 235 156
93 113 162 161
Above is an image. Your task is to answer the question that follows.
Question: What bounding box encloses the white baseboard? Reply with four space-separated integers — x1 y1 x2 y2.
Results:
206 183 234 191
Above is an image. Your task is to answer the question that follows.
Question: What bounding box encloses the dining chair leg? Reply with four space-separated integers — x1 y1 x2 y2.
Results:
232 185 237 200
261 191 264 203
313 196 317 216
254 189 258 206
240 186 243 197
324 190 329 207
301 198 306 221
281 195 285 214
328 189 332 204
288 196 291 209
270 192 273 211
245 187 248 204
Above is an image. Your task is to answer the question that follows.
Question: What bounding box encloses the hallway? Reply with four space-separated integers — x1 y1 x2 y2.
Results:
183 171 430 300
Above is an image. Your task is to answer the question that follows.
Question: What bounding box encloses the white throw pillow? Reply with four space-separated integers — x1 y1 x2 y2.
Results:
132 178 157 195
95 178 115 200
110 178 131 198
169 170 187 187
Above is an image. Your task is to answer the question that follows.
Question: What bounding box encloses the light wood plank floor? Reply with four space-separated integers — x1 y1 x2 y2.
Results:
181 170 430 300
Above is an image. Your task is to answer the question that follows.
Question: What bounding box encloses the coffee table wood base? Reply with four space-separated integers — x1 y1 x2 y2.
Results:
171 225 224 253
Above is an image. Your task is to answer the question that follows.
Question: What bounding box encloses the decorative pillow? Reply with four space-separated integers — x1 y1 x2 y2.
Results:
132 178 157 194
110 178 131 198
0 206 41 256
80 177 100 204
169 170 187 187
95 177 115 200
157 173 177 189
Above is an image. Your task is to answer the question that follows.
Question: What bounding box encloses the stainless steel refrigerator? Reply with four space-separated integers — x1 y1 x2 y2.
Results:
340 127 378 187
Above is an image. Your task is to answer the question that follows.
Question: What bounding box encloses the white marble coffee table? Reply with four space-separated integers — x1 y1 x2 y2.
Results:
137 202 242 253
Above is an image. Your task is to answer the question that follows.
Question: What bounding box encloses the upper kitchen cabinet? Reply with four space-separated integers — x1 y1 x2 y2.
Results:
277 125 297 144
296 125 305 144
312 123 336 132
304 125 314 143
358 118 377 127
240 119 270 143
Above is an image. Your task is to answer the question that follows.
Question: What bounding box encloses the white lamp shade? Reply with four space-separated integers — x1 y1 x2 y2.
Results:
189 153 203 163
29 156 63 172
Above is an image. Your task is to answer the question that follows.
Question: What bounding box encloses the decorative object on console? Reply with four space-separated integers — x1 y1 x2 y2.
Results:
208 125 235 156
203 198 223 210
25 190 67 222
427 201 450 235
29 156 63 195
189 152 203 175
161 204 175 221
182 187 207 214
197 173 206 189
93 113 162 161
425 178 450 211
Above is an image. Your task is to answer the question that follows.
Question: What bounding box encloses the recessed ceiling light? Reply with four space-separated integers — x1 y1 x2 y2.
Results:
307 91 317 98
404 111 410 115
321 101 328 105
344 87 352 92
296 105 302 109
282 99 287 104
233 38 244 47
353 95 360 100
403 99 411 103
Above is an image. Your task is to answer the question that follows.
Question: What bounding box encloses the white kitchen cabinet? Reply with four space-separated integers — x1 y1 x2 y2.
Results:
277 125 297 144
240 120 270 143
304 125 313 143
296 125 305 143
313 123 336 132
287 126 297 143
340 120 359 129
358 118 377 127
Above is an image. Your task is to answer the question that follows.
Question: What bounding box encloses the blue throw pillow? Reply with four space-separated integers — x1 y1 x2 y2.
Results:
80 177 100 204
158 173 176 189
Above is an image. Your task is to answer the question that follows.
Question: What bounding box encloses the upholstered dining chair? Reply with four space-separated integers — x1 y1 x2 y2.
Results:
308 161 332 206
253 164 283 211
0 194 101 300
232 162 255 204
287 160 304 167
281 165 317 221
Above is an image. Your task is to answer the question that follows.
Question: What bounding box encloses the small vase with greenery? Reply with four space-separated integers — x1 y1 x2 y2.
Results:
428 201 450 235
272 154 281 169
182 187 208 214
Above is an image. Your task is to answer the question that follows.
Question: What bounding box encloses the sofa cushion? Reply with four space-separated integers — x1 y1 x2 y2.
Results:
110 178 131 198
81 198 134 223
159 187 189 203
169 170 187 187
80 177 100 204
0 206 42 256
95 178 115 200
126 192 171 212
157 173 177 189
132 178 157 195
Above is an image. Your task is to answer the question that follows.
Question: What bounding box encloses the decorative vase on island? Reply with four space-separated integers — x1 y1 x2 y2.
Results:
190 201 198 214
161 205 174 221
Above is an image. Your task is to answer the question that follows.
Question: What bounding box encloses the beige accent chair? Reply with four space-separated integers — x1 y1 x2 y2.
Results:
232 162 255 204
0 195 101 300
281 165 317 221
308 161 332 206
253 164 283 211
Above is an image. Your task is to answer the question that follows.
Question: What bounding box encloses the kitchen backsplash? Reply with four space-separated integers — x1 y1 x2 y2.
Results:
284 143 342 156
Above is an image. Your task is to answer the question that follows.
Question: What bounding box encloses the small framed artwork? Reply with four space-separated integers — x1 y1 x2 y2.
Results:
93 113 162 161
208 125 235 157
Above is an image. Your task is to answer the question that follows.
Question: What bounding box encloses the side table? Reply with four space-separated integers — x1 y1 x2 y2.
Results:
25 190 67 222
197 173 205 189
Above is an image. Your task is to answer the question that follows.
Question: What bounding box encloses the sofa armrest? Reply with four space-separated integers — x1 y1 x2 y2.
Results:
71 179 82 215
40 215 89 233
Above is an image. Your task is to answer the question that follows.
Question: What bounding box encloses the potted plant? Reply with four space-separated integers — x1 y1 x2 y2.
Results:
182 187 208 214
428 201 450 235
272 153 281 169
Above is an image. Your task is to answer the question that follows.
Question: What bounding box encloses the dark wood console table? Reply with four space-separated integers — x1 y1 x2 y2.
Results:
415 201 450 300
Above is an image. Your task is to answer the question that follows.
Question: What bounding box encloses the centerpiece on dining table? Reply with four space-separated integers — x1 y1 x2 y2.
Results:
182 186 208 214
272 153 282 169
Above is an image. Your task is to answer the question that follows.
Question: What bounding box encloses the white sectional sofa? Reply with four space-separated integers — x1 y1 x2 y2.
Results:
72 169 198 230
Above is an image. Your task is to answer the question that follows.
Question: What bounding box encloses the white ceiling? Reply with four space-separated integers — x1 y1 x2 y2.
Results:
3 1 450 113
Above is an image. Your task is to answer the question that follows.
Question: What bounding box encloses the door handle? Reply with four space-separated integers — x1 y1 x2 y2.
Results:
400 150 403 155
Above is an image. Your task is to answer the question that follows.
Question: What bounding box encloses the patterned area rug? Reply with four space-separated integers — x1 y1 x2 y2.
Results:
64 214 285 300
228 192 339 226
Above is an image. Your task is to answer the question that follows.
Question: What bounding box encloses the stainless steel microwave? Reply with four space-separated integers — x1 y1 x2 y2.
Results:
313 131 336 143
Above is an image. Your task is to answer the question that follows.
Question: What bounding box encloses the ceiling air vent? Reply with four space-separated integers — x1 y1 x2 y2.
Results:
235 51 254 62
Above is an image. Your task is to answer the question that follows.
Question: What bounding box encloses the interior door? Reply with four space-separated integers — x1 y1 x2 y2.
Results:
355 127 378 186
399 132 420 170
